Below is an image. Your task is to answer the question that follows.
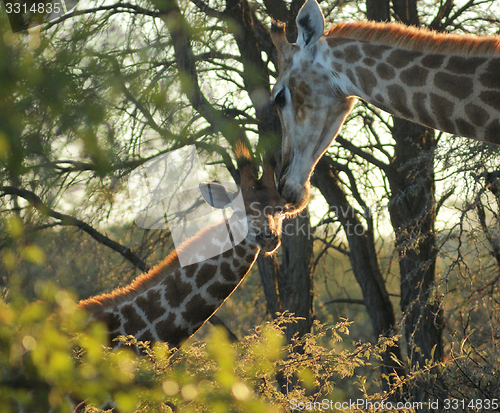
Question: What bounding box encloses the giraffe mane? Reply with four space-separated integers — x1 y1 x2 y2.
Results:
326 21 500 56
78 218 240 312
78 250 181 312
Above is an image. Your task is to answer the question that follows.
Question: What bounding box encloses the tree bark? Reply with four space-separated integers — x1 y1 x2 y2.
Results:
257 211 315 343
387 119 443 405
365 0 444 405
279 211 315 343
257 211 315 394
312 158 405 392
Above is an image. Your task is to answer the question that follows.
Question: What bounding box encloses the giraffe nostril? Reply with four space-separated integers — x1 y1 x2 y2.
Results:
255 231 281 252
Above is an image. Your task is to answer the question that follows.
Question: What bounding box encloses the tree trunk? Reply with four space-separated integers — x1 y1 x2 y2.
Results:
388 118 443 405
365 0 444 405
257 212 315 343
312 158 405 392
257 213 315 393
279 211 315 344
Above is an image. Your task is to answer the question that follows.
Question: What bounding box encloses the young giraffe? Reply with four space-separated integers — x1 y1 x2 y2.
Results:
271 0 500 210
78 147 286 350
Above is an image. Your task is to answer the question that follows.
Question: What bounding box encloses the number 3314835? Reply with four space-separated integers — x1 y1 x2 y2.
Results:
5 2 61 14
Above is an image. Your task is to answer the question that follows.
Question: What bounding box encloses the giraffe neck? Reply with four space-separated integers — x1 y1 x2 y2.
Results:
78 217 259 350
318 24 500 144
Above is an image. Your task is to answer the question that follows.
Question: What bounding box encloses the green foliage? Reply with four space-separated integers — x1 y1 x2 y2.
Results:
0 284 136 412
0 286 394 413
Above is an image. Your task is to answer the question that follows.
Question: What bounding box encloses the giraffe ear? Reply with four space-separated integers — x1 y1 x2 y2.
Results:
199 183 238 209
296 0 325 48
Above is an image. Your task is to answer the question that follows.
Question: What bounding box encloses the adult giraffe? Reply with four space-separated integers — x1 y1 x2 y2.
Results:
271 0 500 210
78 146 286 351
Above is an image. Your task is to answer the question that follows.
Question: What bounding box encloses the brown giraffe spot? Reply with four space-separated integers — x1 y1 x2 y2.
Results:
298 81 312 96
356 66 377 95
185 264 198 278
292 104 307 123
182 294 216 325
122 305 147 335
196 264 217 288
421 54 445 69
156 313 188 346
400 65 429 87
290 78 313 122
232 258 241 267
293 101 308 121
245 253 256 264
363 57 376 66
412 92 436 129
102 311 121 333
479 91 500 111
376 62 395 80
108 329 121 346
237 264 250 278
346 68 356 84
485 120 500 144
445 56 487 74
361 43 392 59
235 245 246 257
137 330 155 343
386 49 423 69
387 84 413 119
455 118 476 138
430 93 456 134
344 45 362 63
375 102 392 113
434 72 473 99
479 58 500 89
135 290 162 322
221 261 236 282
207 282 237 300
333 50 344 60
163 272 192 307
375 94 385 104
332 62 343 72
222 249 233 259
465 103 490 126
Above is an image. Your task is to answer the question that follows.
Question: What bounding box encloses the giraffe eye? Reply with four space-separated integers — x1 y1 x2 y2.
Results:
274 88 287 108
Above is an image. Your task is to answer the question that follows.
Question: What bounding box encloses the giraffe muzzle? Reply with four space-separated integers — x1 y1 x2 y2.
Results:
256 233 281 254
277 176 311 214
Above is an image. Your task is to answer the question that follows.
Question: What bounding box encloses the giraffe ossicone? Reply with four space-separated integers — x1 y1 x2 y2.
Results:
271 0 500 211
78 146 286 351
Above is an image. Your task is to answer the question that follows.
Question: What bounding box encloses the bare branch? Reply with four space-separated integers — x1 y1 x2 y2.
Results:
158 0 251 152
0 186 149 272
189 0 225 19
336 135 390 173
436 186 455 216
45 2 160 29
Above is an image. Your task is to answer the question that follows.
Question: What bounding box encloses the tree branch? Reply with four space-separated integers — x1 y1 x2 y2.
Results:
336 135 390 173
189 0 225 19
158 0 251 152
45 2 160 29
0 186 149 272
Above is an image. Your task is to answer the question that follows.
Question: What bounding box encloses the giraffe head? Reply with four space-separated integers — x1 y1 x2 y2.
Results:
271 0 355 211
200 147 286 254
